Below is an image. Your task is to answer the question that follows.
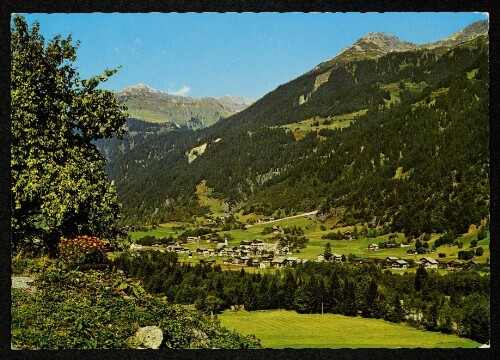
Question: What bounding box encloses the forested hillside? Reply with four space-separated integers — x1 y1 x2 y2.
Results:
107 23 489 238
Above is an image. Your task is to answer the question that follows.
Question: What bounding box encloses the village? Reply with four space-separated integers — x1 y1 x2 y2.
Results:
128 234 482 272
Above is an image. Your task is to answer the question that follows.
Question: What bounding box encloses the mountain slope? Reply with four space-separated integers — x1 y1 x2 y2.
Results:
107 21 489 237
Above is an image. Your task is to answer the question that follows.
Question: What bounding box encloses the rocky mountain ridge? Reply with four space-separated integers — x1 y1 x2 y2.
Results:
317 20 488 68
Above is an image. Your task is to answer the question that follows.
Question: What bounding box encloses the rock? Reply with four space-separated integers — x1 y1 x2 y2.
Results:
129 326 163 349
11 276 36 292
192 328 208 342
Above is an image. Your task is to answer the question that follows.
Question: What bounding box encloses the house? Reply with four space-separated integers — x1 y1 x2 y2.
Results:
277 246 291 256
317 254 325 262
251 259 261 267
200 258 216 265
386 243 397 248
406 249 418 255
447 260 464 271
261 253 273 261
385 256 398 267
367 243 379 251
129 243 143 250
420 257 439 269
438 260 448 269
330 253 343 262
391 259 409 270
196 247 207 254
251 239 267 251
222 258 232 265
361 258 375 264
216 241 227 249
399 242 411 248
259 262 267 270
187 236 199 243
271 258 288 268
342 230 353 240
349 257 365 265
464 260 480 270
172 245 183 252
286 257 299 265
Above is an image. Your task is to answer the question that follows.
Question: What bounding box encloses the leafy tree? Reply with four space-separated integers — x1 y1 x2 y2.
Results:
459 293 490 343
11 16 128 254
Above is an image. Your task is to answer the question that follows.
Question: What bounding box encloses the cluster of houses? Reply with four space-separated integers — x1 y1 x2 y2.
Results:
316 253 479 271
129 238 481 272
195 239 308 269
130 237 308 269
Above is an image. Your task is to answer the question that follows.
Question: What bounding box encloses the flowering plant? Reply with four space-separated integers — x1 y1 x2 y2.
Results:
58 236 109 269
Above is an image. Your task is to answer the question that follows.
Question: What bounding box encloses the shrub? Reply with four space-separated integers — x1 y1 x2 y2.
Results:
458 250 475 261
58 236 109 269
477 227 487 241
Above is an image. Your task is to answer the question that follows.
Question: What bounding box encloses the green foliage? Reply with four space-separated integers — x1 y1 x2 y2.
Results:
11 15 128 254
11 268 261 349
459 293 490 343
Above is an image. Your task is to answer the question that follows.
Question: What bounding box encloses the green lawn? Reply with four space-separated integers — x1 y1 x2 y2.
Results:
218 310 480 348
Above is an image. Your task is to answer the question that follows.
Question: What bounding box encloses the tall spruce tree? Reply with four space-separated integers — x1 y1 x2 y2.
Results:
11 15 128 253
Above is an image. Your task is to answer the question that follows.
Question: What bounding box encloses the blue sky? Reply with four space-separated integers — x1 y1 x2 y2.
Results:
19 12 488 99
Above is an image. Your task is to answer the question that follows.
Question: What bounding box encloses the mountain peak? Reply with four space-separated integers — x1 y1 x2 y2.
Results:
333 32 418 62
122 83 164 95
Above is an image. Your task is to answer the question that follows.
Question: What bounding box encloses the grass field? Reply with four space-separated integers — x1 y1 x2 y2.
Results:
218 310 480 348
278 109 367 140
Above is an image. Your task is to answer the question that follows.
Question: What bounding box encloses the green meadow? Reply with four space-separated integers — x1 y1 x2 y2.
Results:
218 310 480 348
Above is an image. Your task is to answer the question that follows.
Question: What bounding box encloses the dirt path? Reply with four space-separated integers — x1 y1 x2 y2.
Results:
246 210 318 227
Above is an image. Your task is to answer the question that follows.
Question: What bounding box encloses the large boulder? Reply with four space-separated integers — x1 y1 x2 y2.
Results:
129 326 163 349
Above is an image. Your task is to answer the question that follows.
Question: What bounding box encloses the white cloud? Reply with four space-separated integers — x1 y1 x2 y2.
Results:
168 85 191 97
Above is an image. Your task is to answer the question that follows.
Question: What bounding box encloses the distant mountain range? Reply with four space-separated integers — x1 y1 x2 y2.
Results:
105 20 489 237
94 84 254 159
116 82 255 128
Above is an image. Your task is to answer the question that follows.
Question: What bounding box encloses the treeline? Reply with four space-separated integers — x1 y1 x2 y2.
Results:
112 252 489 343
